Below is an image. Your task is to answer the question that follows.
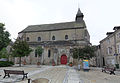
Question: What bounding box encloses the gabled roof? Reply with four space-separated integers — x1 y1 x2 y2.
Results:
19 21 86 33
106 32 114 35
113 26 120 30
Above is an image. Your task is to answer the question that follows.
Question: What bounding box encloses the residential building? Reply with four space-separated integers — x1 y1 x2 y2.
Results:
99 26 120 67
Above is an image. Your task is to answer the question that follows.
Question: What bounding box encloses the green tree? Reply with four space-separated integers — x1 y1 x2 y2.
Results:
35 46 43 64
0 48 8 59
12 39 32 66
73 46 96 60
0 23 11 51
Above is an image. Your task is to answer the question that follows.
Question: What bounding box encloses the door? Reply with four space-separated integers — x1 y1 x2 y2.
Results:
61 54 67 64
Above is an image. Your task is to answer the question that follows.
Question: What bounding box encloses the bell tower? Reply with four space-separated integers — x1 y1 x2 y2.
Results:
75 8 84 22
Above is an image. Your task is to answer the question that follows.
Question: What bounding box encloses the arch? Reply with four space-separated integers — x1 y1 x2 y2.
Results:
38 37 41 41
61 54 67 65
52 36 55 40
26 37 29 41
65 35 68 40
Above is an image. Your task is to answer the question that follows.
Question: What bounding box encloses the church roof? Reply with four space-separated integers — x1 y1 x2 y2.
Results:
19 21 86 33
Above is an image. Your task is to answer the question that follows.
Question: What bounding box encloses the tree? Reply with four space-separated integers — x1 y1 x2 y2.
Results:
35 46 43 65
73 46 96 60
0 23 11 51
0 48 8 59
12 39 32 66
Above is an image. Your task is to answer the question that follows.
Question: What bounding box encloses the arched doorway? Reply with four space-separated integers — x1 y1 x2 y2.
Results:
61 54 67 64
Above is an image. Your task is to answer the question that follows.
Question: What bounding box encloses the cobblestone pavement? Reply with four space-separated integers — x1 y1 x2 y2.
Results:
64 67 81 83
77 68 120 83
0 65 120 83
0 65 67 83
23 66 67 83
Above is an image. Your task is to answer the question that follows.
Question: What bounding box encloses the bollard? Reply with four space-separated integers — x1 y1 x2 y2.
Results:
28 79 31 83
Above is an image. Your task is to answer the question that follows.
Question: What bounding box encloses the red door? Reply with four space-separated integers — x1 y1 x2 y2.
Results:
61 54 67 64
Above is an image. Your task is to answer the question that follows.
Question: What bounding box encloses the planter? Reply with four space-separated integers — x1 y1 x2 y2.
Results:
69 63 72 67
23 60 26 65
115 64 119 69
52 62 55 66
69 62 73 67
37 62 40 66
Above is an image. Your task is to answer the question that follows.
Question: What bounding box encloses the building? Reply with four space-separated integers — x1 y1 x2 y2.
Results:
95 45 103 67
99 26 120 67
17 8 90 65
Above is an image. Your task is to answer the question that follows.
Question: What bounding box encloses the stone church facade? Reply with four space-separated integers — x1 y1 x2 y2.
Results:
16 9 90 65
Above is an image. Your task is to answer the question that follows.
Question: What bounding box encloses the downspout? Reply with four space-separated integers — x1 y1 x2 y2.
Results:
114 33 118 64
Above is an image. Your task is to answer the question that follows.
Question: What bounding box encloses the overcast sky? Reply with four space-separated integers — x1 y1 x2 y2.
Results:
0 0 120 45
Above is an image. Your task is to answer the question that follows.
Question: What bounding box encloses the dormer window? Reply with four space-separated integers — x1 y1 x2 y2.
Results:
38 37 41 41
26 37 29 41
52 36 55 40
65 35 68 40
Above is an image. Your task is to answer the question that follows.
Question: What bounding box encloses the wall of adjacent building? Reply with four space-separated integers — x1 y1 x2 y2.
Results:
99 28 120 67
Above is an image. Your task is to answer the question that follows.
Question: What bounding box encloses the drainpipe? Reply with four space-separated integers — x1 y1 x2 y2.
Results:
114 33 118 64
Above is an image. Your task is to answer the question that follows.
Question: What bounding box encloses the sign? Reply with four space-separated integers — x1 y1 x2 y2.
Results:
83 60 89 69
114 54 118 56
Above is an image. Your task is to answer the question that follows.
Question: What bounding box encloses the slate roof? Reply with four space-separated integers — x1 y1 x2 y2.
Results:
19 21 86 33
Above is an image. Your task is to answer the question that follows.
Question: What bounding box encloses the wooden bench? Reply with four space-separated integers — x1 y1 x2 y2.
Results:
102 67 115 75
3 70 28 80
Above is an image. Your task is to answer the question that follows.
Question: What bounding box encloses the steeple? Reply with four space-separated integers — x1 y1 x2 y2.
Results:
75 8 84 22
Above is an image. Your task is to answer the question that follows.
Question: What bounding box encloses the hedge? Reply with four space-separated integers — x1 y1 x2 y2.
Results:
0 61 14 67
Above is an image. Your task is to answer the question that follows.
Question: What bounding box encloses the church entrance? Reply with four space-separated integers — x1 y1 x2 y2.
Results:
61 54 67 65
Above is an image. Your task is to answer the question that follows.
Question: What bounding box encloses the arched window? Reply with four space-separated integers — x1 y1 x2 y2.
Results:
52 36 55 40
65 35 68 40
26 37 29 41
38 37 41 41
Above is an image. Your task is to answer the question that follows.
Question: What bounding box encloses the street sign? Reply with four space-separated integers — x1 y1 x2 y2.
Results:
114 54 118 56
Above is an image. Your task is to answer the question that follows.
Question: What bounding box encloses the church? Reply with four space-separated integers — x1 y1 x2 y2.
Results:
17 8 90 65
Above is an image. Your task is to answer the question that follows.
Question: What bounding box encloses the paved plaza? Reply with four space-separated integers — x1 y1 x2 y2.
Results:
0 65 120 83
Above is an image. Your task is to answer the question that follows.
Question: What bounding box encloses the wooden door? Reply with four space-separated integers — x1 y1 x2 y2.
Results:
61 54 67 64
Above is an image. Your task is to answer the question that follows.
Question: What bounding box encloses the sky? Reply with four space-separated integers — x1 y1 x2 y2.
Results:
0 0 120 45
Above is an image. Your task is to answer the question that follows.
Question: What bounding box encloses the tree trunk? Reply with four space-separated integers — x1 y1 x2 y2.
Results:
19 57 21 67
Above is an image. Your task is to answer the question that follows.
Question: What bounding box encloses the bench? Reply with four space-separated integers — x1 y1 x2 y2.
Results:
102 67 115 75
3 70 28 80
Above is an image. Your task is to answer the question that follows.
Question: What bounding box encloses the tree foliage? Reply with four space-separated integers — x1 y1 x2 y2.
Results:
0 48 8 59
0 23 11 51
73 46 96 60
35 46 43 57
12 39 32 66
35 46 43 63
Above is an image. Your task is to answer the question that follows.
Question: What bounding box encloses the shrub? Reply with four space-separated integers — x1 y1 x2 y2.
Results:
0 61 14 67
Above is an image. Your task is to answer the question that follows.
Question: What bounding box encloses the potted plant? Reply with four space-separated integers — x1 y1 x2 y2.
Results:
23 60 26 65
37 62 40 66
69 62 73 67
52 60 55 66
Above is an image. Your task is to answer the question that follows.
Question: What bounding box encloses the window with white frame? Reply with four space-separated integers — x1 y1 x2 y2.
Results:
107 38 110 44
117 44 120 54
107 47 112 55
117 33 120 38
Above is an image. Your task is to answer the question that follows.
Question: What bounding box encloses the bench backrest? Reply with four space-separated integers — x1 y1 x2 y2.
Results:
104 67 115 71
4 70 24 75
